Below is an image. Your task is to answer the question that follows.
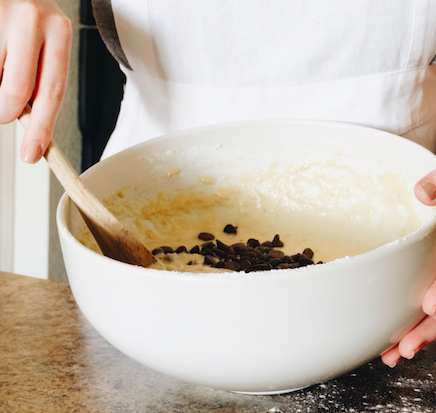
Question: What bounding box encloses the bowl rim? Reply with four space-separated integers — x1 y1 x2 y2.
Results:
57 118 436 280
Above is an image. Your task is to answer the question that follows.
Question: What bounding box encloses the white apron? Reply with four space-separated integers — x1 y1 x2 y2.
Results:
95 0 436 159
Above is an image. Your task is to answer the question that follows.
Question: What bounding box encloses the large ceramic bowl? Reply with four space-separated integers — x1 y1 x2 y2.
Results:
57 120 436 394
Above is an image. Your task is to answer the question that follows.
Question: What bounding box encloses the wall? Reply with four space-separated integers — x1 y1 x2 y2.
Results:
49 0 82 283
0 1 83 281
13 123 50 279
0 123 16 274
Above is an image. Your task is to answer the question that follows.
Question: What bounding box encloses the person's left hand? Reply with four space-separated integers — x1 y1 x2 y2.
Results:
381 171 436 367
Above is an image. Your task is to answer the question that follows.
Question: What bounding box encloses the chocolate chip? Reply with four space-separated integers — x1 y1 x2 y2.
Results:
239 259 252 271
270 258 283 267
247 238 260 248
245 251 258 261
268 249 285 259
209 251 220 259
299 258 314 266
253 248 263 257
214 249 227 258
189 245 200 254
160 246 174 254
272 234 284 248
238 246 248 256
204 255 220 266
227 247 236 256
257 246 272 254
251 263 272 271
158 229 318 273
225 261 241 271
200 242 215 255
224 224 238 234
232 243 245 255
199 232 215 241
303 248 314 259
259 253 269 262
201 242 215 253
216 239 229 252
277 263 299 269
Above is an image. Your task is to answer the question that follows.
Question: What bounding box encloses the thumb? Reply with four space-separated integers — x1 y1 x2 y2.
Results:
415 170 436 206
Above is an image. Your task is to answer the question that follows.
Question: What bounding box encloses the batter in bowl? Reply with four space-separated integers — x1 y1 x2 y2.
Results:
77 160 425 273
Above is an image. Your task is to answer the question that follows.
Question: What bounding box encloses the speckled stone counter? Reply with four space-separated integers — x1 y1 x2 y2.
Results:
0 271 435 413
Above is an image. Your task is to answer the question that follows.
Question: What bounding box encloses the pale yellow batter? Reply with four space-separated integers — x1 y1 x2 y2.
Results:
77 160 427 273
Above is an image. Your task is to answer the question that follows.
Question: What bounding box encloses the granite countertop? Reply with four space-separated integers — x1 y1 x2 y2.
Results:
0 271 435 413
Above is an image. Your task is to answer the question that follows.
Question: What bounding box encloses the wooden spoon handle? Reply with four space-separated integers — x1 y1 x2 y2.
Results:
18 104 156 267
18 104 105 217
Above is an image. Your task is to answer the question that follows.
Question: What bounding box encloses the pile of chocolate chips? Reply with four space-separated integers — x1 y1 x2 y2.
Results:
151 224 321 273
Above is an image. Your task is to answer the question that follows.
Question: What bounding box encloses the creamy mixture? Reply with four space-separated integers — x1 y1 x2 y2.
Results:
77 161 425 273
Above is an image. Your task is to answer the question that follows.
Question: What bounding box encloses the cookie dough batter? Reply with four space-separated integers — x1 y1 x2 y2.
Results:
77 161 426 273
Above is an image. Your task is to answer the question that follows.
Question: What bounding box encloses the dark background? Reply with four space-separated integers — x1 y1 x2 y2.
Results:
79 0 125 172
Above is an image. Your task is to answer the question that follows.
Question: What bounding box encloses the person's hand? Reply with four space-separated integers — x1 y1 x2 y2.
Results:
381 171 436 367
0 0 72 163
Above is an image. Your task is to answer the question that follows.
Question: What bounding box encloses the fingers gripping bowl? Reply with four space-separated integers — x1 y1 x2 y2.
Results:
58 120 436 394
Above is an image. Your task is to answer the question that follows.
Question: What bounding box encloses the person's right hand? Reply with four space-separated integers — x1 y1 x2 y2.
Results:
0 0 72 163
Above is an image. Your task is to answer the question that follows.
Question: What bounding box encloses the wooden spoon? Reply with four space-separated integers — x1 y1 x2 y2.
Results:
19 104 156 268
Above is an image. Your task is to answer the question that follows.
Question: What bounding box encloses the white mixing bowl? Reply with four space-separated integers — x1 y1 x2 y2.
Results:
57 120 436 394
